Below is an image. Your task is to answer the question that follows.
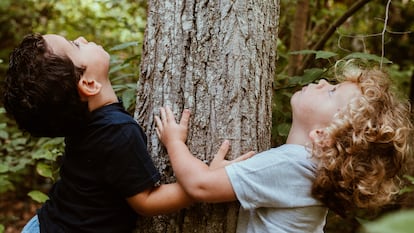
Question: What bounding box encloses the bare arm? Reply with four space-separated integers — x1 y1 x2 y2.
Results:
126 183 193 216
155 106 254 202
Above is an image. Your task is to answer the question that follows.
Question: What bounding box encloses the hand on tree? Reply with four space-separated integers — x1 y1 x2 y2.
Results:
209 140 256 170
155 106 190 148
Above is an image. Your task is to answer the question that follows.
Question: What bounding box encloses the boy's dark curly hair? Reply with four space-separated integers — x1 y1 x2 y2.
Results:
2 33 90 137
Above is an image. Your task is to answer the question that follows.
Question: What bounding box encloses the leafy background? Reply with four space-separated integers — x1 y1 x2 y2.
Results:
0 0 413 232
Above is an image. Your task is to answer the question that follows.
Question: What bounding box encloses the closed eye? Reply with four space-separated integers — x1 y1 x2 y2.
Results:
71 41 80 48
328 87 337 96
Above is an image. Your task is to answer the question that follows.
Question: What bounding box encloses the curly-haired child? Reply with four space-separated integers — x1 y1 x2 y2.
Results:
156 63 413 232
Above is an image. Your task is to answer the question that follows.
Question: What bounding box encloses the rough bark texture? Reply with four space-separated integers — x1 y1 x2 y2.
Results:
134 0 279 232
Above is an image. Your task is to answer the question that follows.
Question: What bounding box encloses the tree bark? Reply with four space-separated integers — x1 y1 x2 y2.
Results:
134 0 279 232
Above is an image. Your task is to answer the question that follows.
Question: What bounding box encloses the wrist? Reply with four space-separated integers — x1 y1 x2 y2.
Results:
164 139 187 150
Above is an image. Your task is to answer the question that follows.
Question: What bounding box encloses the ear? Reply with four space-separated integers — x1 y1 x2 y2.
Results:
78 77 102 97
309 128 332 148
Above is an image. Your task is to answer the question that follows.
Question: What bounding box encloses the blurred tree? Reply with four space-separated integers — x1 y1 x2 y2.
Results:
287 0 309 76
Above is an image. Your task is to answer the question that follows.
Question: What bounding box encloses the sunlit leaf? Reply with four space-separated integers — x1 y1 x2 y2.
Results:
11 138 27 147
109 63 130 74
32 149 52 160
0 130 8 140
315 51 338 60
403 175 414 183
0 164 9 173
28 190 49 203
36 162 54 180
288 68 326 86
289 49 319 55
289 50 338 59
399 186 414 194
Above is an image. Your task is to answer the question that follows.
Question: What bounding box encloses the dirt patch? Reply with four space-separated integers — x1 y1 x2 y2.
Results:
0 192 41 233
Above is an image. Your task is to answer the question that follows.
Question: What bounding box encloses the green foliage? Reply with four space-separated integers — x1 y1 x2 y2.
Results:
30 0 146 111
289 50 338 60
109 41 142 112
400 175 414 194
357 176 414 233
0 0 146 204
28 190 49 203
0 0 146 97
359 210 414 233
343 53 392 64
0 107 63 196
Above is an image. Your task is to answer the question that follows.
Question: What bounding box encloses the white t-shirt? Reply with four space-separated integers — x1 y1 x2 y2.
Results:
225 144 328 233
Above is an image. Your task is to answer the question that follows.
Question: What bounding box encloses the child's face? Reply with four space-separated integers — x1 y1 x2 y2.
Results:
290 79 361 131
43 34 110 80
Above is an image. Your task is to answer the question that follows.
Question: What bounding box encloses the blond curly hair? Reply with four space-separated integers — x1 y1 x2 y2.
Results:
311 64 414 217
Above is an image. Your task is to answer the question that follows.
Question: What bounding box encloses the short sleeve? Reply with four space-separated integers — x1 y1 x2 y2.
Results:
225 145 320 210
103 123 160 198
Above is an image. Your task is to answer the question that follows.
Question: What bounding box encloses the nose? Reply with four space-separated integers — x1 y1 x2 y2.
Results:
75 36 88 44
318 79 328 85
317 79 328 87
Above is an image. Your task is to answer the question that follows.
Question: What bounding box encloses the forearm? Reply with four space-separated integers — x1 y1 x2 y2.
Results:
165 141 210 186
164 141 236 202
127 183 193 216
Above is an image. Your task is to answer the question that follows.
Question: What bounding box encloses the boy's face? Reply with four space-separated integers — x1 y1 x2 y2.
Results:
290 79 361 131
43 34 110 81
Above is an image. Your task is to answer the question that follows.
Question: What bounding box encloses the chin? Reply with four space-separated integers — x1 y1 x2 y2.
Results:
104 52 110 59
290 91 299 105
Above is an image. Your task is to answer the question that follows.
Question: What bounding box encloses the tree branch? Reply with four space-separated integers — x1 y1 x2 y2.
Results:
301 0 372 71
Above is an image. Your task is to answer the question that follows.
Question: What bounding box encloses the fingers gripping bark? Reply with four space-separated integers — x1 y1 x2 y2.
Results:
155 106 190 147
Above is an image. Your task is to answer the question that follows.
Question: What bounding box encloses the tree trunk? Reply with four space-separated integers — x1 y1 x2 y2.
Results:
134 0 279 232
287 0 309 76
410 71 414 109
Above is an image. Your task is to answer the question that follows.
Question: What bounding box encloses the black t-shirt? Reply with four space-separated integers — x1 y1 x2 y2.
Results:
37 102 161 233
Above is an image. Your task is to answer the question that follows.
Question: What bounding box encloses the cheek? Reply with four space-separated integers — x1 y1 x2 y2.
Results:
291 93 317 114
315 106 338 125
291 100 316 120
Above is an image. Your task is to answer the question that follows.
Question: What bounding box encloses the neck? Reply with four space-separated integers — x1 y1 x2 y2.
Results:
286 123 311 146
88 84 118 111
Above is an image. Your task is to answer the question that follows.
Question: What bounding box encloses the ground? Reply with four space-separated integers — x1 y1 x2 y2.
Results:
0 191 41 233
